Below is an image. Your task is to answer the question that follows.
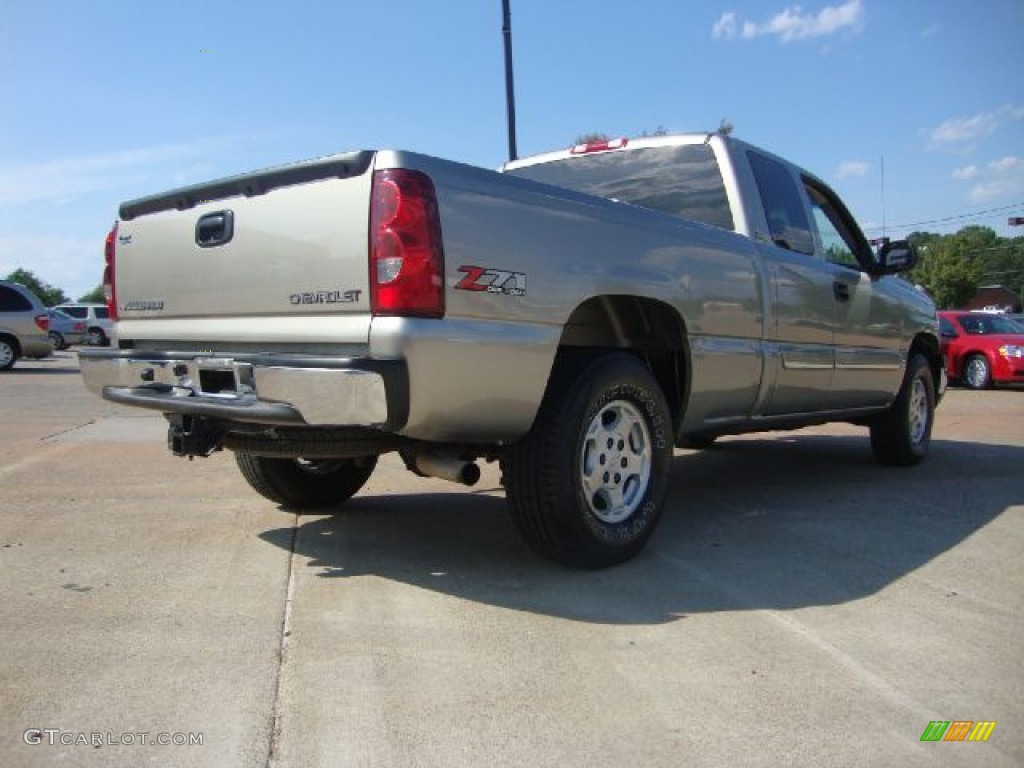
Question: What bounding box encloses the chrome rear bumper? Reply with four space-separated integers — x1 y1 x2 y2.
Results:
78 349 408 429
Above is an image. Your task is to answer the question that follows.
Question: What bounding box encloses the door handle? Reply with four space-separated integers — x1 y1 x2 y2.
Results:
196 210 234 248
833 281 850 302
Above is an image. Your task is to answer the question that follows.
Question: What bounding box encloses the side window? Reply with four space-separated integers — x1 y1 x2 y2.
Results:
960 316 985 334
804 179 871 270
63 306 87 319
0 286 32 311
939 317 958 338
95 307 109 319
747 151 815 254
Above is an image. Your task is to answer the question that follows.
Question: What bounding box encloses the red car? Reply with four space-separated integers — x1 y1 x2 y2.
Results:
938 311 1024 389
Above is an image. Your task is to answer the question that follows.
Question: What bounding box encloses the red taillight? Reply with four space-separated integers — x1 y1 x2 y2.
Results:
369 169 444 318
103 222 118 321
34 314 49 332
74 322 85 332
570 137 628 155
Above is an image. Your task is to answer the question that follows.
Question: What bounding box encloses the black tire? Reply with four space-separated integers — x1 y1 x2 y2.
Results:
0 338 17 371
88 327 108 347
235 453 377 509
963 354 991 390
49 331 67 351
503 352 673 569
869 354 935 466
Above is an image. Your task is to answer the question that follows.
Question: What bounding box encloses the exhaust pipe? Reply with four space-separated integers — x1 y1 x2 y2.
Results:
413 452 481 486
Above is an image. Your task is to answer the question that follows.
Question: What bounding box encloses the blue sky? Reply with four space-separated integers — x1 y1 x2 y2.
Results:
2 0 1022 300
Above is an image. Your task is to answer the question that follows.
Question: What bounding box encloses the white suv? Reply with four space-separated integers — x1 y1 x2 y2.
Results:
51 303 114 346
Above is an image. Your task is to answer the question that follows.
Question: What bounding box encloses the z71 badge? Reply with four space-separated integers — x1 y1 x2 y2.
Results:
456 266 526 296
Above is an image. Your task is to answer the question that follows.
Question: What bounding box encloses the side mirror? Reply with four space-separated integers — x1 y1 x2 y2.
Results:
874 240 916 274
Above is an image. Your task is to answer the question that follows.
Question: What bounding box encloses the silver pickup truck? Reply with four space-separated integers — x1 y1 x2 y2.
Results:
80 133 943 567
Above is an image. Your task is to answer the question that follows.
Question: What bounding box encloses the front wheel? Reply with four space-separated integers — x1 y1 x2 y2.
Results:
234 453 377 509
963 354 991 390
0 338 17 371
504 353 672 568
869 354 935 466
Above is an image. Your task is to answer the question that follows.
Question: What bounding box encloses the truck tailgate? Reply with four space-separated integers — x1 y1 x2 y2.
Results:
114 151 375 345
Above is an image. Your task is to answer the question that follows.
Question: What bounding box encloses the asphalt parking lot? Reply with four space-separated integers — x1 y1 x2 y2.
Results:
2 352 1022 767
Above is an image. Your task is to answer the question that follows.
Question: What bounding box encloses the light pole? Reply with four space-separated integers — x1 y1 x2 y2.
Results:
502 0 518 162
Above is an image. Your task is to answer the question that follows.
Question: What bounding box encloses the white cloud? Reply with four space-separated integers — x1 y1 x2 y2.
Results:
836 160 869 179
931 114 1000 144
0 137 235 207
952 165 977 180
929 104 1024 148
989 156 1021 173
712 12 738 40
712 1 864 43
966 155 1024 204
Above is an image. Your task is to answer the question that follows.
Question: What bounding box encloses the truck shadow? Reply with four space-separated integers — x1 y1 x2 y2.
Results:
258 435 1021 625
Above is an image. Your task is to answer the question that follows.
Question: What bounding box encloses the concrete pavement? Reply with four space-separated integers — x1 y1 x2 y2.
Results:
2 352 1021 767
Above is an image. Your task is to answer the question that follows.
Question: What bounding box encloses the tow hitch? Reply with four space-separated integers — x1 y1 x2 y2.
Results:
167 414 223 458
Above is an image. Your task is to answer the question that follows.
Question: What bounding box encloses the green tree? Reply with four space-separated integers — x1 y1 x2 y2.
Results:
909 226 1024 309
78 284 106 303
973 235 1024 300
909 236 981 309
4 268 69 306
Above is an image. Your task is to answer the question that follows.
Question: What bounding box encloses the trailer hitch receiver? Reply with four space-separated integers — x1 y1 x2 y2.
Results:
167 414 223 458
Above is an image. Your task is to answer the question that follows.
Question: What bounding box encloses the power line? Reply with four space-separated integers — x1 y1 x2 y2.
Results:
863 201 1024 235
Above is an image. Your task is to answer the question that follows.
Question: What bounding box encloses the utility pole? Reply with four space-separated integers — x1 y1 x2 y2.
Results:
502 0 518 162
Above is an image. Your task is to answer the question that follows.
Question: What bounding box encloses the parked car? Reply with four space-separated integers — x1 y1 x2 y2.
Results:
0 280 52 370
938 310 1024 389
51 302 114 346
46 308 88 350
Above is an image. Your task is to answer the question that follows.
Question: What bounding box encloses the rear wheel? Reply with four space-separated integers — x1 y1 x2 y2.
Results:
504 353 672 568
49 331 67 351
234 453 377 509
88 327 108 346
869 353 935 466
963 354 991 390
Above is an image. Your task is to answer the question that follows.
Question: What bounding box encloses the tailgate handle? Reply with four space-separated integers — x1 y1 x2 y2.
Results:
196 210 234 248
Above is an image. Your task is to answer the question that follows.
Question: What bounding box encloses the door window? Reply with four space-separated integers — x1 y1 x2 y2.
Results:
803 180 872 270
747 151 815 254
